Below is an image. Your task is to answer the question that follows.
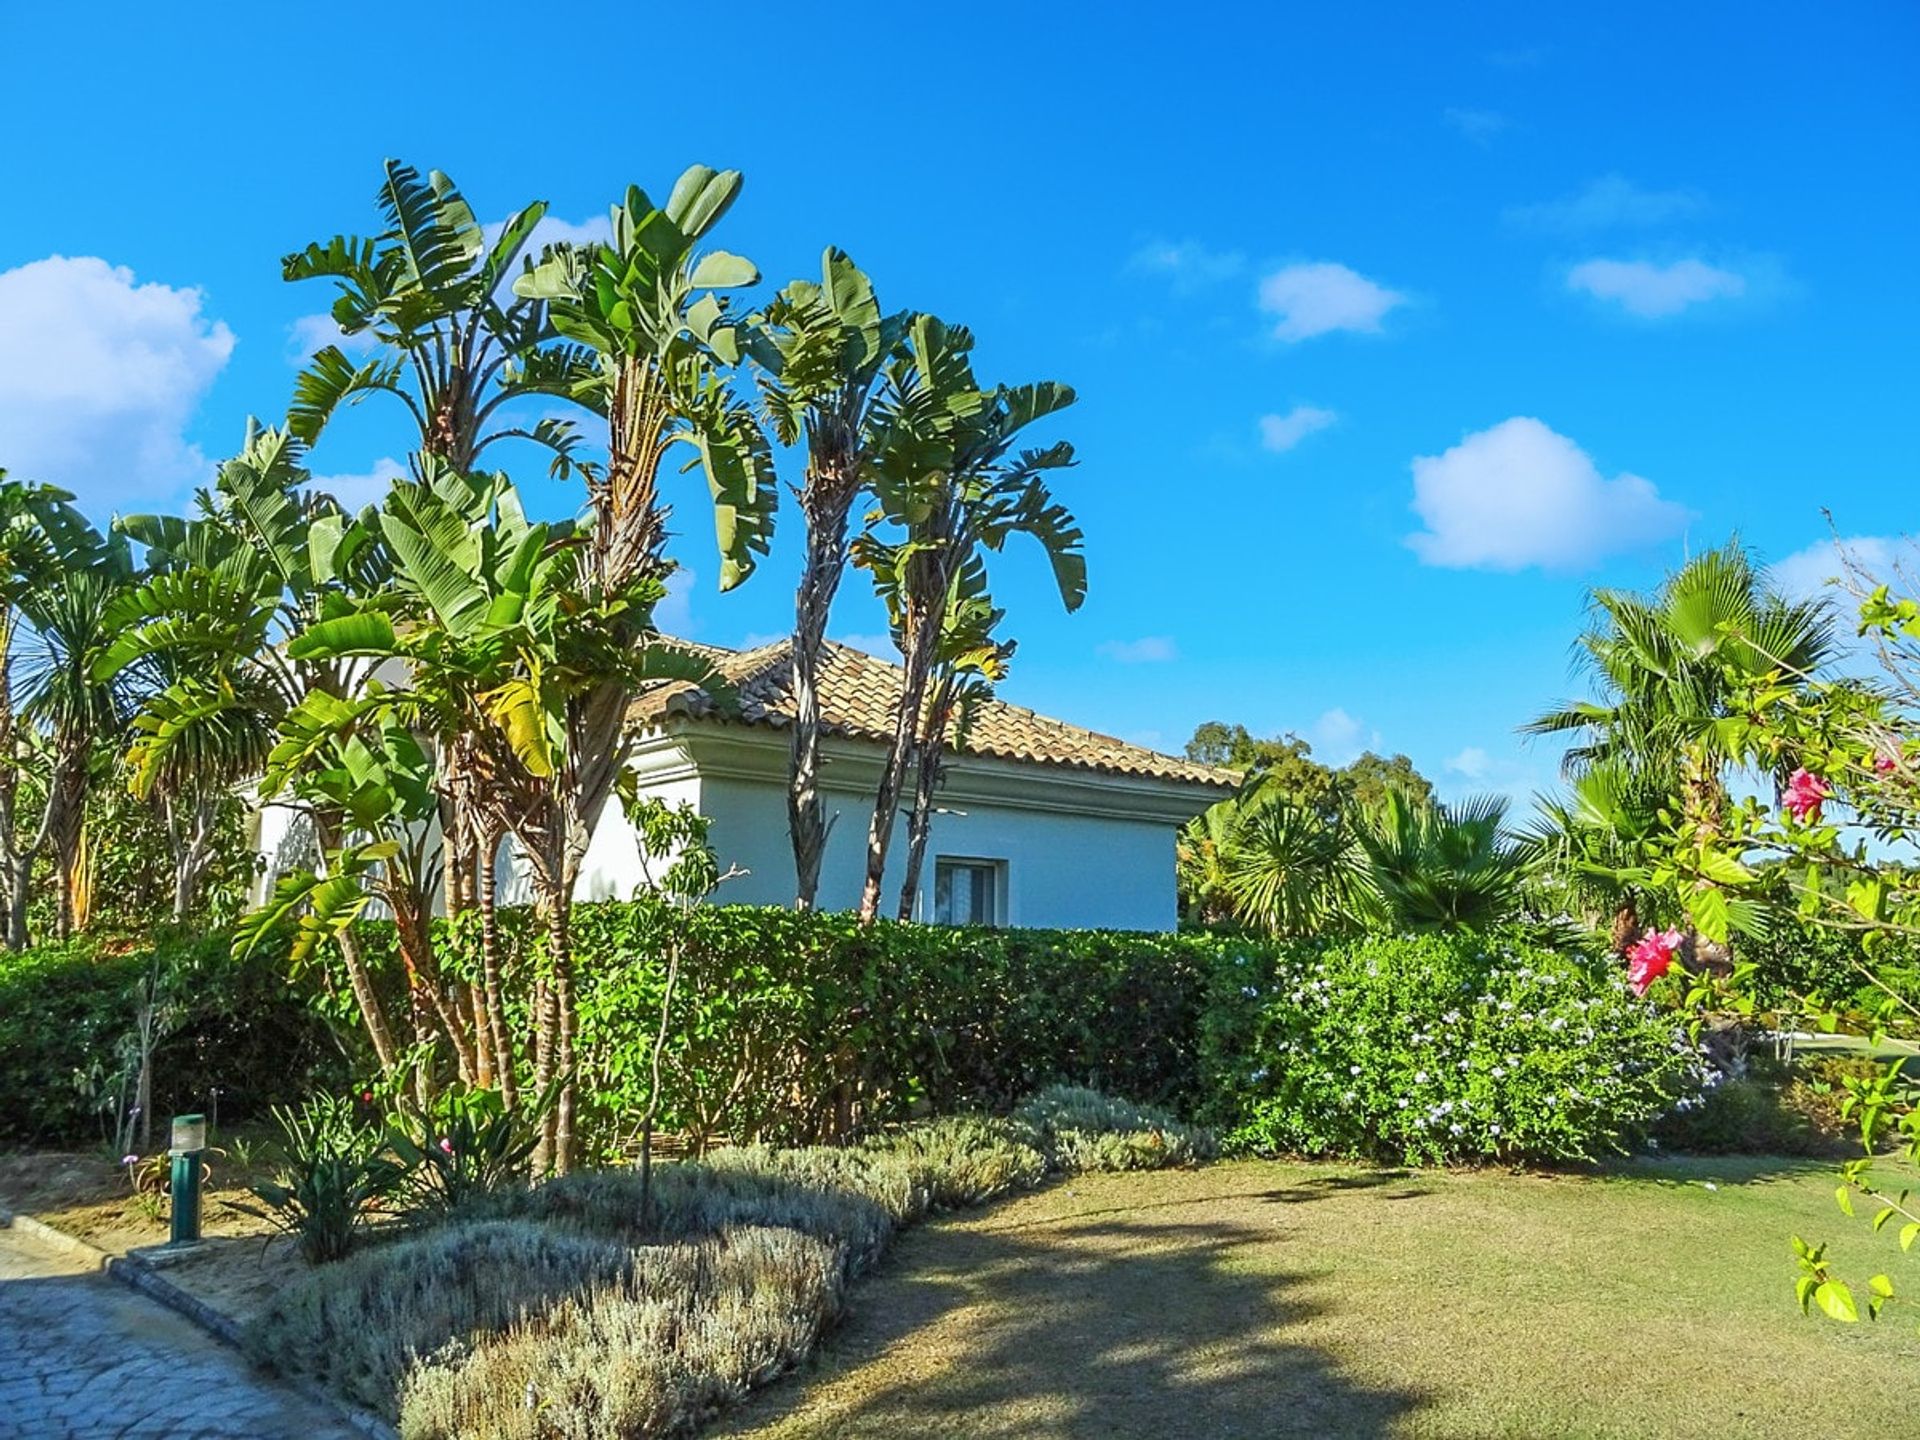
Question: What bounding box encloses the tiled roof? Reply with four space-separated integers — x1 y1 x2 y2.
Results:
628 639 1238 790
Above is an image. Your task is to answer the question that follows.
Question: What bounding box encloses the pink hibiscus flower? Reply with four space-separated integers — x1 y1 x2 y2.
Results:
1783 768 1831 822
1627 928 1684 995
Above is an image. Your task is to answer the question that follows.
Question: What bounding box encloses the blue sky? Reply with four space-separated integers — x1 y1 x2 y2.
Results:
1 2 1914 810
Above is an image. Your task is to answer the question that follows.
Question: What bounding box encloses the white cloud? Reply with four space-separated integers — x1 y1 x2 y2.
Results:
307 456 406 512
1770 535 1920 604
1406 416 1693 571
1443 107 1508 143
0 256 234 506
1098 636 1179 664
286 311 378 364
1258 262 1406 341
834 632 896 657
1566 257 1746 318
1258 405 1338 453
1311 707 1379 767
1446 746 1492 779
1506 176 1706 232
1125 239 1244 292
655 566 697 638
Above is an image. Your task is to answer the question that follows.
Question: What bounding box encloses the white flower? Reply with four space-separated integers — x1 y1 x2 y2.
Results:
1350 1064 1362 1076
1414 1071 1429 1084
1491 1066 1505 1079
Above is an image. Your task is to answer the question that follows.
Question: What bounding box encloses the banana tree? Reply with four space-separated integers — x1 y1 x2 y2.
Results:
236 687 474 1099
286 469 717 1169
748 250 910 907
105 424 404 1069
284 159 584 480
509 166 773 1170
853 318 1084 922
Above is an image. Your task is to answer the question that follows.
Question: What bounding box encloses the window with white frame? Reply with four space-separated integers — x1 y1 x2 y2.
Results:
934 857 1004 926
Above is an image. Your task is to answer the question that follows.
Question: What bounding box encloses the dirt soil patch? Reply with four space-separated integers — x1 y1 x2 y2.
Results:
0 1140 309 1327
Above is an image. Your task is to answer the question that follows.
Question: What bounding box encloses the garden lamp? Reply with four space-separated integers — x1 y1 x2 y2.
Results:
168 1112 207 1246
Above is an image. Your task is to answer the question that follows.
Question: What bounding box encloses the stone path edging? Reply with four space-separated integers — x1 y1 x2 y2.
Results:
0 1205 396 1440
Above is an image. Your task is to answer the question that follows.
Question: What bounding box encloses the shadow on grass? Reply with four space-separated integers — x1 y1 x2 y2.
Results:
719 1204 1426 1440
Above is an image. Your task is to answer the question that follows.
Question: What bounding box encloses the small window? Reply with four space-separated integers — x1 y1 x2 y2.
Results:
934 857 1004 926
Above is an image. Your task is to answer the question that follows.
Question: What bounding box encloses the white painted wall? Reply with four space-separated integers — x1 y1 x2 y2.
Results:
693 770 1181 929
253 724 1220 933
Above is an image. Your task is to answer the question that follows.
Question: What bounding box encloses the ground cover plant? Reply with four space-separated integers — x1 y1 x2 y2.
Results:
242 1088 1213 1438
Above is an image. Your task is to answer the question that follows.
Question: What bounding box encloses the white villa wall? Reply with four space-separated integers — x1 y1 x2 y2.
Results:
254 725 1214 933
693 773 1177 929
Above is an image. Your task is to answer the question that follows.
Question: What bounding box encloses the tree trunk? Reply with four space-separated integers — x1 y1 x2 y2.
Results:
166 793 215 926
1609 897 1640 957
545 891 577 1174
0 604 26 950
859 621 939 923
477 835 517 1106
895 669 962 922
789 486 855 909
313 814 400 1074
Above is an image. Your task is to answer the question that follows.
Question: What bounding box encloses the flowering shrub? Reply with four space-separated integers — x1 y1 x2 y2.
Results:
1199 931 1702 1163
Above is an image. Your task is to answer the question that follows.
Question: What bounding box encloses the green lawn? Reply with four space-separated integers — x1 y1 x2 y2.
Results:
717 1156 1916 1440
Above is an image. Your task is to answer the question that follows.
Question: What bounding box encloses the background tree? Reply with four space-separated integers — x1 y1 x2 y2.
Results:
0 475 89 947
749 250 908 908
16 520 139 938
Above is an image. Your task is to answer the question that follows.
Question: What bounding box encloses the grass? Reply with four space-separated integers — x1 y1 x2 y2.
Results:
714 1155 1920 1440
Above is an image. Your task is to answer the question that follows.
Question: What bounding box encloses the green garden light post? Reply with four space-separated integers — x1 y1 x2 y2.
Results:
168 1113 206 1246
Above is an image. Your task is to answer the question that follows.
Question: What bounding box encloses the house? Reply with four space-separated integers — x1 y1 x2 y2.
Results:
256 640 1236 932
575 640 1236 930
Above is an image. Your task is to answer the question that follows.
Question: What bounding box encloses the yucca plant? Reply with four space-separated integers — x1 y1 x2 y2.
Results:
387 1082 557 1219
230 1093 400 1263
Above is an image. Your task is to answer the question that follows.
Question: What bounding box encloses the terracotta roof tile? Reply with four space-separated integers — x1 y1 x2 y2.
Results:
629 640 1237 790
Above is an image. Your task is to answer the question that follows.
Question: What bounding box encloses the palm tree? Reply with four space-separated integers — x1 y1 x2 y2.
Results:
1224 794 1371 938
1518 759 1673 953
1355 792 1527 931
853 317 1084 922
16 522 140 939
1526 541 1837 836
749 250 909 908
284 159 582 479
0 474 89 947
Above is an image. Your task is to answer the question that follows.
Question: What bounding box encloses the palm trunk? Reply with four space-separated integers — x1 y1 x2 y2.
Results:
895 673 958 921
860 614 939 923
477 834 516 1106
530 880 577 1174
789 483 856 910
313 814 399 1073
0 604 26 950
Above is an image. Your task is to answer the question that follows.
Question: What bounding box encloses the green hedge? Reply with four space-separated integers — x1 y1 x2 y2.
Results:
0 934 346 1147
435 903 1218 1158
